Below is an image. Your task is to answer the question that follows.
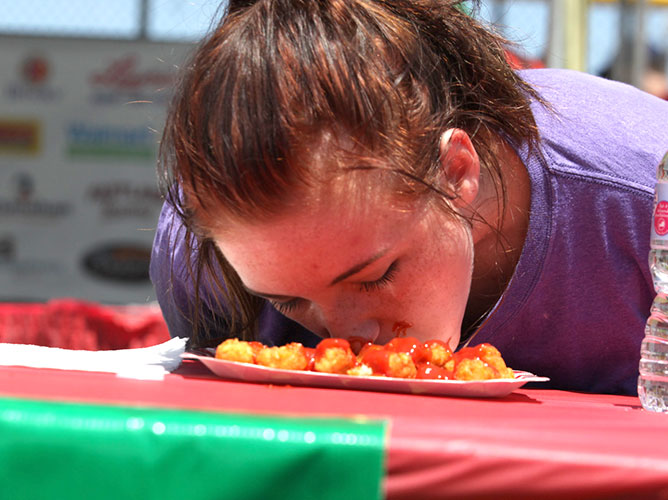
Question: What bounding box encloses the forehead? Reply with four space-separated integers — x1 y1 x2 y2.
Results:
213 172 424 279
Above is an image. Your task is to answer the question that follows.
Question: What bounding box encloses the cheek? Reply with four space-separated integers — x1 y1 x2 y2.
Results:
400 223 473 335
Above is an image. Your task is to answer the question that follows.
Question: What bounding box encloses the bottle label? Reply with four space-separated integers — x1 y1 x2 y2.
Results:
652 182 668 247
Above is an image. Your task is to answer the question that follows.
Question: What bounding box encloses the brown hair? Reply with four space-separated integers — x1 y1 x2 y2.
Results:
158 0 544 347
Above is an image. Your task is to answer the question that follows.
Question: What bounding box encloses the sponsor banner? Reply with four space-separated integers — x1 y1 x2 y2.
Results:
0 38 191 303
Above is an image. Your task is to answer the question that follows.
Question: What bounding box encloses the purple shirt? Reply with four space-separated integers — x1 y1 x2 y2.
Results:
150 69 668 394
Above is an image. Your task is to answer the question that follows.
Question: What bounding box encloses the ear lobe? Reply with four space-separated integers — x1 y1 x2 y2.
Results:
439 128 480 208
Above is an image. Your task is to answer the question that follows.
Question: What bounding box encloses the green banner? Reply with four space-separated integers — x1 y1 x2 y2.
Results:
0 397 387 500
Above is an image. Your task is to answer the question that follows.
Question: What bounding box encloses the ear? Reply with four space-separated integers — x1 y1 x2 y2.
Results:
438 128 480 208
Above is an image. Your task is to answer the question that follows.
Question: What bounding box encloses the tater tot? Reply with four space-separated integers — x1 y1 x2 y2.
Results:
359 347 417 378
313 338 356 374
386 337 431 364
476 343 515 379
424 340 453 367
256 342 309 370
346 363 374 377
453 357 497 380
215 338 260 364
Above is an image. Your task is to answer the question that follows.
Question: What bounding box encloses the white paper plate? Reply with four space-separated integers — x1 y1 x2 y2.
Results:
182 352 550 398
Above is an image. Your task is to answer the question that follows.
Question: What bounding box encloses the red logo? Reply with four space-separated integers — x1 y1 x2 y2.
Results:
89 54 174 90
21 56 49 85
654 201 668 236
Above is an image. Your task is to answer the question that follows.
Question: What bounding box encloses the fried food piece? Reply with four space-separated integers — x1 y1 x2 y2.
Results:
476 343 514 379
424 340 453 368
313 338 357 374
358 346 417 378
453 357 498 380
386 336 432 364
346 363 374 377
215 338 263 363
452 344 514 380
416 362 453 380
255 342 309 370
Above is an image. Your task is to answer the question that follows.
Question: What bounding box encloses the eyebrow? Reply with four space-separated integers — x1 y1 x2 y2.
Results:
243 249 389 299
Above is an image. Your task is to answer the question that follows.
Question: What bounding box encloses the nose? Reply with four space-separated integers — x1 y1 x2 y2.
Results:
311 301 380 345
327 318 380 345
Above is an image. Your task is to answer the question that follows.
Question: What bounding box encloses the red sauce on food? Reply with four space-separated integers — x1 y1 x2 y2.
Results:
358 346 393 376
455 344 488 361
346 336 371 354
416 362 452 380
314 338 352 360
391 321 413 337
303 347 316 370
386 336 431 364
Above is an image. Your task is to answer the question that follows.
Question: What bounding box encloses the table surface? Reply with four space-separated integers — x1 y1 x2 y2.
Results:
2 359 668 500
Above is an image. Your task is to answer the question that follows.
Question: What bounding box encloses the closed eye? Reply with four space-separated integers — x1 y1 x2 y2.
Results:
359 260 399 293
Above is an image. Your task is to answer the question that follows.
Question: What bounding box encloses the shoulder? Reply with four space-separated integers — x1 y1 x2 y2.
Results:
520 68 668 192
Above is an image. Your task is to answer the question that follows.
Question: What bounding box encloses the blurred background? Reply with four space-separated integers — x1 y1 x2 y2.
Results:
0 0 666 309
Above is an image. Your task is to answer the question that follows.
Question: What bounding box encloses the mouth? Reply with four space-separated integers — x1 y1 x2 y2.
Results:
334 321 417 355
346 336 372 354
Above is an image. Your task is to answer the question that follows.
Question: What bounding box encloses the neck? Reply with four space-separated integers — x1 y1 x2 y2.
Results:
462 136 531 337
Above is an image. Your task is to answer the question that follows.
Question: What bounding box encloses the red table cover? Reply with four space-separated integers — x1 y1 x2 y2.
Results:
1 360 668 499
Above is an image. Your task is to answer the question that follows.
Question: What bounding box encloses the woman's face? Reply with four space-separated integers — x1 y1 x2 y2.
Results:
214 174 474 351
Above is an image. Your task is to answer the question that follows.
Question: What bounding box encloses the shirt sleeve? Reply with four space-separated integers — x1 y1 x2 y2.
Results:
149 200 197 339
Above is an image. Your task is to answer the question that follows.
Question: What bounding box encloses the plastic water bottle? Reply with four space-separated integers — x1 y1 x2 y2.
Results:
639 151 668 412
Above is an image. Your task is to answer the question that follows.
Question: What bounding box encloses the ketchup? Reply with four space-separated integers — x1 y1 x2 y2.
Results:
303 347 316 370
346 336 371 354
386 336 431 364
313 338 356 373
359 347 393 376
453 344 501 377
314 338 352 360
392 321 412 337
454 344 489 362
249 341 264 362
416 362 452 380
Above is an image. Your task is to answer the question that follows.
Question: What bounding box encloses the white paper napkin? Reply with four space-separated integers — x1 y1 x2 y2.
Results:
0 337 187 380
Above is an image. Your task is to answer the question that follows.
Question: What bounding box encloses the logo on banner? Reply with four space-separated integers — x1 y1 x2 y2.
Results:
0 119 41 154
87 181 162 218
81 242 152 282
66 121 156 161
0 171 71 217
4 54 62 102
88 54 175 106
0 233 62 281
0 234 15 263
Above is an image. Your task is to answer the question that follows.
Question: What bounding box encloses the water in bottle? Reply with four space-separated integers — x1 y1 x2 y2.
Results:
639 151 668 412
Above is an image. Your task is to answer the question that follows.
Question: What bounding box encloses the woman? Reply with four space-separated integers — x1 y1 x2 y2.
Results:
151 0 668 394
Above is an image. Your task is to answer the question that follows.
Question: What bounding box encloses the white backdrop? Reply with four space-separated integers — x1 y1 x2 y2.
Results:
0 36 192 303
